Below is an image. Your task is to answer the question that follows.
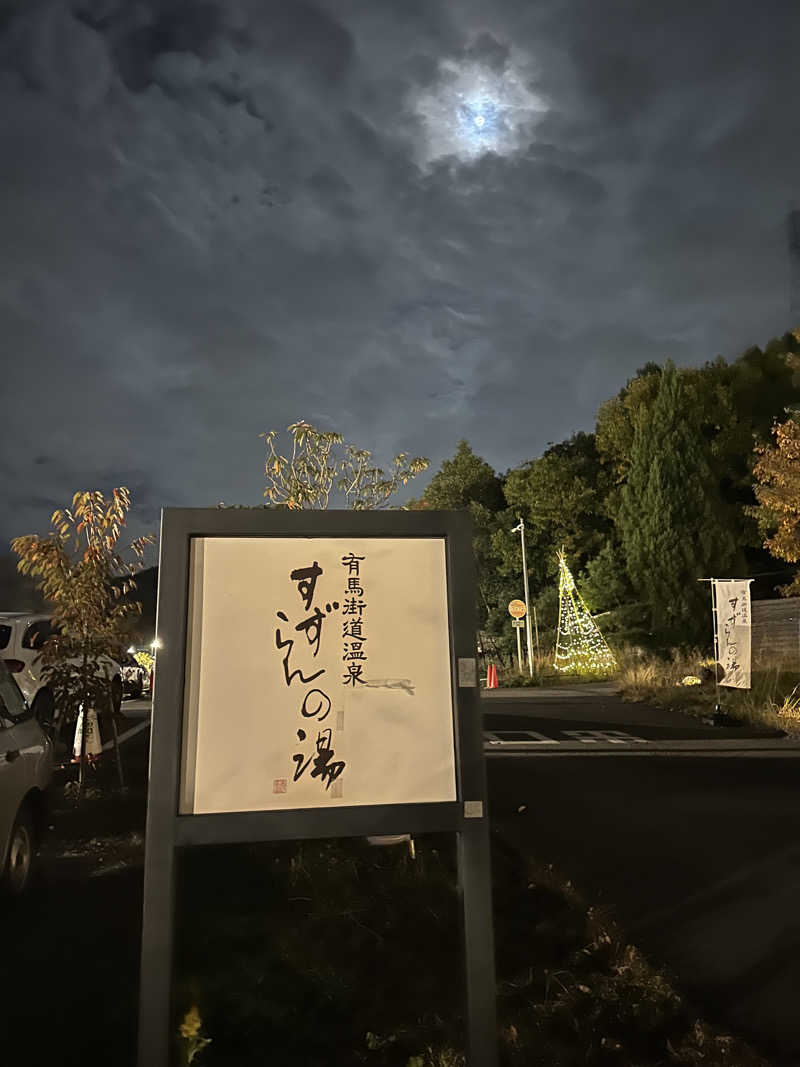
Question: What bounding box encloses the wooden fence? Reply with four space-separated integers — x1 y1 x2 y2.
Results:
752 597 800 669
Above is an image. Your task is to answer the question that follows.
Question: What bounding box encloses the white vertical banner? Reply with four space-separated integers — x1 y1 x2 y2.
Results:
713 579 753 689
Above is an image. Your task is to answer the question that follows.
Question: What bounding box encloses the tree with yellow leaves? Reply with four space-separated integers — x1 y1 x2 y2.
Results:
752 345 800 595
12 489 153 795
178 1004 211 1065
260 420 429 510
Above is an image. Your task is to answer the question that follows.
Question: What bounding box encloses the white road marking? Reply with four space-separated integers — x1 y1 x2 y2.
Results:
483 731 800 758
561 729 648 744
485 731 556 746
484 728 648 746
101 719 150 751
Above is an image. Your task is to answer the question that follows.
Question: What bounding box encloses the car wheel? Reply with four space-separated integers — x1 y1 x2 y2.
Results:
31 687 56 734
1 803 36 896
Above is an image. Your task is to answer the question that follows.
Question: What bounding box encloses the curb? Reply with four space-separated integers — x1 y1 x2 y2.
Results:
484 737 800 757
481 686 622 699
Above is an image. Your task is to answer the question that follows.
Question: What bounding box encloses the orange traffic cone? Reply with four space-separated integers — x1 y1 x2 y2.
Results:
486 663 499 689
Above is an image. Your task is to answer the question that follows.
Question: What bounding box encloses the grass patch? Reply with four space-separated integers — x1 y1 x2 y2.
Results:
486 651 616 689
497 667 545 687
174 834 773 1066
617 648 800 737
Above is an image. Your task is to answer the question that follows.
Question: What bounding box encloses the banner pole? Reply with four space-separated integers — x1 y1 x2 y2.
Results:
698 578 722 715
710 580 722 716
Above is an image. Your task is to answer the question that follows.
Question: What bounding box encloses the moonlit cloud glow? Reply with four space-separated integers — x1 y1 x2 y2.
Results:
413 56 547 165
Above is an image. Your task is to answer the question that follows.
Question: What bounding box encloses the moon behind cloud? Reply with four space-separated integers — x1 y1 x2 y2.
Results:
412 52 547 166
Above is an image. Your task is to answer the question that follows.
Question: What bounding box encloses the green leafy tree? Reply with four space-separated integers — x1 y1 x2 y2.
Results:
617 363 743 647
413 440 505 513
12 489 153 796
580 541 649 646
596 335 800 541
682 337 800 551
411 441 515 657
501 432 612 580
723 334 800 460
489 435 613 664
596 366 663 500
581 542 632 613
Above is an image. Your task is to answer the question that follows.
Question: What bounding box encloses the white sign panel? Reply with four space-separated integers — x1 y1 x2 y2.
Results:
180 537 457 814
714 579 752 689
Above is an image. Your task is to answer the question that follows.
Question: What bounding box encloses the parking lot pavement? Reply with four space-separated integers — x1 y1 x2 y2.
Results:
481 684 793 755
120 696 152 720
489 754 800 1063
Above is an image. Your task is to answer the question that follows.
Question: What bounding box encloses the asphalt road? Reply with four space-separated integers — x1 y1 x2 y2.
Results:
483 682 789 747
485 686 800 1064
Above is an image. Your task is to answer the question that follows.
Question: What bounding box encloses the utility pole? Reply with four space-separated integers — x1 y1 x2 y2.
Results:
511 517 534 676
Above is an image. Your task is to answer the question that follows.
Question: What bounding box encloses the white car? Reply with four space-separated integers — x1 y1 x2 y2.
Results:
0 613 123 730
119 652 147 698
0 657 53 894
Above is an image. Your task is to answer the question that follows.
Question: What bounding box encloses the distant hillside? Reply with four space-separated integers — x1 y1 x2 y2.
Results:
0 554 157 638
0 554 47 612
117 566 158 640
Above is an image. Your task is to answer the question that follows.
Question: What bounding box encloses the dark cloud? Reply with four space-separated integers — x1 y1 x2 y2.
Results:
464 31 510 73
0 0 797 548
250 2 356 87
109 3 226 91
403 53 440 90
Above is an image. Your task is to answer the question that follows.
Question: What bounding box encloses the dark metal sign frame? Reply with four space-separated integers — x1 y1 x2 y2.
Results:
137 508 497 1066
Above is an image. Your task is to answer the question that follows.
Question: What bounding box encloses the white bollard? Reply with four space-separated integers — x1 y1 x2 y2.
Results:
73 706 103 761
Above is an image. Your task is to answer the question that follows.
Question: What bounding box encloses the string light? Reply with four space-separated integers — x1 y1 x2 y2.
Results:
553 551 617 676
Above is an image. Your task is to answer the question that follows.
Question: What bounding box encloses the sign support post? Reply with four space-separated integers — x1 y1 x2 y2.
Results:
508 599 527 674
511 519 534 676
137 508 497 1067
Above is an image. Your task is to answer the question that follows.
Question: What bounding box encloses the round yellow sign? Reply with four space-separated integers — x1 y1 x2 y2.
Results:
507 599 527 618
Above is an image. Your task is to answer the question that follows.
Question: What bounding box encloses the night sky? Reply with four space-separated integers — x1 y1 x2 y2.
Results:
2 0 798 549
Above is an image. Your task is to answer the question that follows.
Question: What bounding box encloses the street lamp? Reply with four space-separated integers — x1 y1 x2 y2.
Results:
511 517 534 677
